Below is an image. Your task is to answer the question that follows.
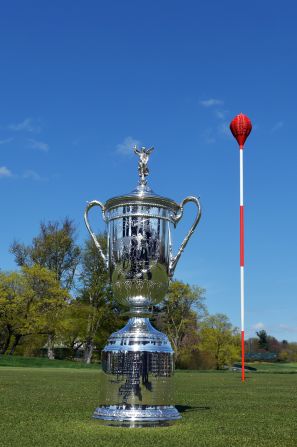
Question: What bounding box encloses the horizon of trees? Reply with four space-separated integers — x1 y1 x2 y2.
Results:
1 218 296 368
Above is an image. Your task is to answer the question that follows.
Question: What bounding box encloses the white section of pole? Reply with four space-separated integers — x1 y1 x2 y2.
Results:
240 265 244 331
240 149 244 207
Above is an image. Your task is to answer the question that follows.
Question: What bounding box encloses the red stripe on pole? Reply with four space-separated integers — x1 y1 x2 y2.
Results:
241 330 245 382
240 206 244 266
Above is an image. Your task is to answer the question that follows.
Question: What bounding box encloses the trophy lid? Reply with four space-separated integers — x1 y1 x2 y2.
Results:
104 146 180 212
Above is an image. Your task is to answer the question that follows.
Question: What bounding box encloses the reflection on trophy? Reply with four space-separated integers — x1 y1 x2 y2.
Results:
84 146 201 427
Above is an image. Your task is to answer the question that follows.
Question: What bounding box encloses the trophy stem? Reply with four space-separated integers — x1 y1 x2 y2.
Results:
121 307 153 318
93 317 181 427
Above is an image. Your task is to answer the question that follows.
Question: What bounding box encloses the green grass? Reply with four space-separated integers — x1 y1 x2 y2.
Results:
246 362 297 373
0 367 296 447
0 355 99 369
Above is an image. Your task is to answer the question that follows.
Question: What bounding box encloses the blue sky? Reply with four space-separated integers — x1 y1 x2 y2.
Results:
1 1 296 340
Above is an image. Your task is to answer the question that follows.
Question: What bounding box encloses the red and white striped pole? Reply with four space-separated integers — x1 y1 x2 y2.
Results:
230 113 252 382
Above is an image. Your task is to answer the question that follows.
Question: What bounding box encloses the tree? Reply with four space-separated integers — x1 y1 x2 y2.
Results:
11 218 80 290
256 329 269 350
0 266 68 355
10 218 80 358
57 301 86 359
27 265 69 359
155 280 206 363
199 313 240 369
0 271 25 354
77 235 121 363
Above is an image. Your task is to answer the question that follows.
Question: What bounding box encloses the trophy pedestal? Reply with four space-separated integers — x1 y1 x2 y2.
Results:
93 317 181 427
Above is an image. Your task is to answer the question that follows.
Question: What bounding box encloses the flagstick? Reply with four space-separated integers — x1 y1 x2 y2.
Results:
230 112 252 384
239 144 245 382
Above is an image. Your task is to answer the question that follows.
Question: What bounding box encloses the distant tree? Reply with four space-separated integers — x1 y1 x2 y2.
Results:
278 341 297 362
256 329 269 351
278 350 289 362
267 336 281 354
10 218 80 358
288 343 297 362
199 313 240 369
155 280 206 362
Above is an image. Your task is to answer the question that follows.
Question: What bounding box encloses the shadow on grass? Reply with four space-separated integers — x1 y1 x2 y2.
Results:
176 405 210 413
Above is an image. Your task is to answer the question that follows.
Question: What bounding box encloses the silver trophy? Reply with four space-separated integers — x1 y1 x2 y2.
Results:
84 146 201 427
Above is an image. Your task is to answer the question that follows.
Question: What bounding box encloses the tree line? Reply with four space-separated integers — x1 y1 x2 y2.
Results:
0 219 119 364
4 217 291 369
245 330 297 362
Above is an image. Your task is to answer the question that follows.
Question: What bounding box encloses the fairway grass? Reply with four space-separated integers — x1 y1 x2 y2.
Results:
246 362 297 373
0 368 296 447
0 355 99 369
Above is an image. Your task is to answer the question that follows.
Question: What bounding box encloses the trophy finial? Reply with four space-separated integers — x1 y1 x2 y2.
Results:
133 145 154 185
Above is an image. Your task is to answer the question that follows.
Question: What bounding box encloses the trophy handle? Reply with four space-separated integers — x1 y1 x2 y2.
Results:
169 196 202 276
84 200 109 268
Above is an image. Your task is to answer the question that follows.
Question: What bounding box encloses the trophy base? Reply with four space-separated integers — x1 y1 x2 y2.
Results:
94 318 180 428
93 404 181 427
